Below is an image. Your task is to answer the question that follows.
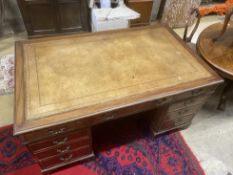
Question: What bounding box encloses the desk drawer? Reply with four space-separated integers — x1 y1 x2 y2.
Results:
166 104 202 120
38 146 92 170
159 114 195 132
23 120 87 143
169 96 207 112
33 138 91 160
91 97 172 125
90 86 215 126
172 86 216 102
28 129 90 152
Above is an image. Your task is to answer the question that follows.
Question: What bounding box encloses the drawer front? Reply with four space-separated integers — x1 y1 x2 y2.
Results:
159 114 194 132
93 85 215 126
23 120 87 143
172 85 216 102
169 96 208 112
28 129 90 151
166 104 202 120
38 146 92 169
33 138 91 160
91 112 115 125
91 97 172 125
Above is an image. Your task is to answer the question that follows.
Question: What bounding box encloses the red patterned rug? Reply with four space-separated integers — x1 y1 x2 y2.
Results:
0 119 205 175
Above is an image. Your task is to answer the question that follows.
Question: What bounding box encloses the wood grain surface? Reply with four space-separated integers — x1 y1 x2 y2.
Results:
197 21 233 80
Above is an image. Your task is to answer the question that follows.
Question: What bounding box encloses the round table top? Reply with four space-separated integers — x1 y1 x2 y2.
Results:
197 21 233 80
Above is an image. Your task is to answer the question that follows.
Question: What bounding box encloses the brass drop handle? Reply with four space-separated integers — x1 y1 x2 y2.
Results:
156 98 167 105
60 154 73 161
104 114 115 121
57 146 71 153
48 127 66 135
53 137 68 145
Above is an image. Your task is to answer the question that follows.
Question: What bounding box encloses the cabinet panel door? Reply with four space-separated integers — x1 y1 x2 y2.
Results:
55 0 90 32
126 0 153 27
18 0 57 35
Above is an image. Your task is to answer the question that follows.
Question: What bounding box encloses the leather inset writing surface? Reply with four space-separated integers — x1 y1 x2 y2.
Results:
22 27 212 120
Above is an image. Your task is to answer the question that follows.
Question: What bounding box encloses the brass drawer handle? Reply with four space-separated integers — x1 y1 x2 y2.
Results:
156 98 167 105
53 137 68 145
48 127 66 135
104 114 115 121
60 154 73 161
57 146 71 153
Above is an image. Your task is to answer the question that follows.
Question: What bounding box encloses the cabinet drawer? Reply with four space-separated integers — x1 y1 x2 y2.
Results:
169 96 207 112
159 114 194 131
33 138 91 160
166 104 201 120
91 97 172 125
91 112 115 125
23 120 87 143
38 145 92 170
172 86 216 102
28 129 90 151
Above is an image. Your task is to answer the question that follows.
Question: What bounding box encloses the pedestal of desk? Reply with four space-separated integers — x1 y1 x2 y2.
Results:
150 93 211 136
22 128 94 174
21 85 217 174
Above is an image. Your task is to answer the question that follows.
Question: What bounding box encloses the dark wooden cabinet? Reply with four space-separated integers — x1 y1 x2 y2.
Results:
17 0 57 35
55 0 89 32
17 0 90 38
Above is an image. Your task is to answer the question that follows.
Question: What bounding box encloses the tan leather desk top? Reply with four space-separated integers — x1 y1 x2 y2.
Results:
14 24 222 134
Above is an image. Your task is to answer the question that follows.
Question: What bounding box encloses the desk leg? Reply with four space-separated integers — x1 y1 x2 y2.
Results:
218 80 233 111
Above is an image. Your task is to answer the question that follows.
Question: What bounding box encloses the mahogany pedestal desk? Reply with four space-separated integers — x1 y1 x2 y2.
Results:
14 25 223 174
